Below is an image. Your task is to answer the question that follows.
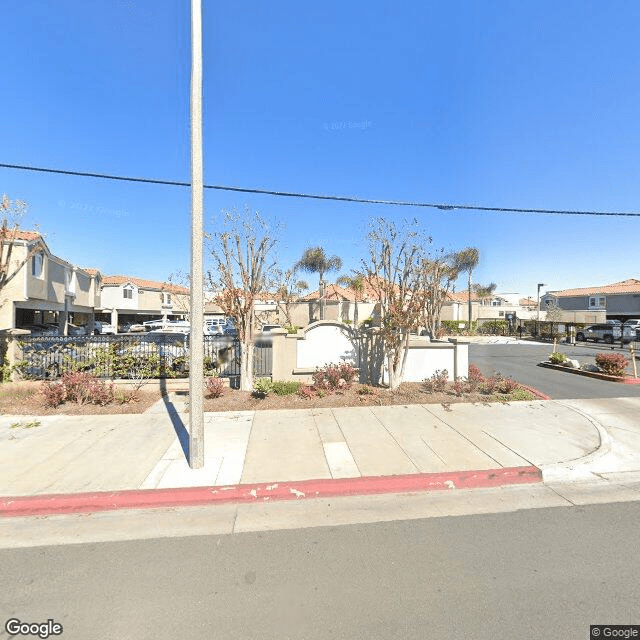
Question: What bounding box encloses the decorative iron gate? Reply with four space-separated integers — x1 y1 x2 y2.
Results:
14 334 272 380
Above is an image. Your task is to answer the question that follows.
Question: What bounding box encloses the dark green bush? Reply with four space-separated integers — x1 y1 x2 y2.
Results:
271 380 302 395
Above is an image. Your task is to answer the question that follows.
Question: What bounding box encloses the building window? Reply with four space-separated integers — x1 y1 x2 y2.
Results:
162 292 171 304
31 252 43 278
589 296 605 309
123 288 133 299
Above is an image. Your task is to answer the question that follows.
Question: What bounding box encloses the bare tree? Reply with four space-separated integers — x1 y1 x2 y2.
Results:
545 298 563 339
361 218 431 390
420 251 460 337
296 246 342 320
162 270 192 319
274 267 308 328
0 195 40 309
206 208 278 390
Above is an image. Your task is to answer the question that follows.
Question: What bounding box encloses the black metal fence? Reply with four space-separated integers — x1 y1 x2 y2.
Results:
13 334 272 380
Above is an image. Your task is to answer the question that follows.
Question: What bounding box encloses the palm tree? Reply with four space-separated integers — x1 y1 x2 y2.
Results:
473 282 497 306
336 273 365 326
453 247 480 325
296 246 343 320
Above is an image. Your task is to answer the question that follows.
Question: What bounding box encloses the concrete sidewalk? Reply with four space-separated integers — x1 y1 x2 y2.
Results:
3 394 639 512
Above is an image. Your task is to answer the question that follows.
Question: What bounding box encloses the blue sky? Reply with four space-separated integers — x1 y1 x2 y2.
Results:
2 0 640 299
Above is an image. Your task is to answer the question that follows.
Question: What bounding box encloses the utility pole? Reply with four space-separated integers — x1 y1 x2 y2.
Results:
537 282 546 337
189 0 204 469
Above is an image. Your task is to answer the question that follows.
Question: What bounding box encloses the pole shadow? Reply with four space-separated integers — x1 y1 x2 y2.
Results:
159 377 190 462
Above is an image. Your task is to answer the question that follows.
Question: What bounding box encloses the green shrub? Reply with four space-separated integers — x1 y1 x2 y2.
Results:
549 352 567 364
440 320 476 335
478 320 509 336
253 377 273 398
595 352 629 377
356 384 376 396
508 387 535 401
271 380 302 395
284 325 301 334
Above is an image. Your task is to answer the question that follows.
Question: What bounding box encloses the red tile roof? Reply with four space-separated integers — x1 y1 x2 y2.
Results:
301 283 358 302
446 290 482 303
102 275 189 294
0 229 42 242
549 279 640 297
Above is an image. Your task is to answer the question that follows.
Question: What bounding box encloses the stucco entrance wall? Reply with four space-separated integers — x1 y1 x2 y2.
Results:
270 321 468 385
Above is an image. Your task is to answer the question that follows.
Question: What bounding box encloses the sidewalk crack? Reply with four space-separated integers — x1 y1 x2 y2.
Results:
368 408 421 473
420 405 505 468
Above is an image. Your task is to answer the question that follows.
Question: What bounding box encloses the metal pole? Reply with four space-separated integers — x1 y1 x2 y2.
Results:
189 0 204 469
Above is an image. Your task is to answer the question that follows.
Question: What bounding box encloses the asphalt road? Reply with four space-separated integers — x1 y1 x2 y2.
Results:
2 502 639 640
469 343 640 399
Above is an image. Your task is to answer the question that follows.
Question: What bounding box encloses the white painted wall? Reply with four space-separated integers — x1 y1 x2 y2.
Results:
385 343 458 383
296 324 358 368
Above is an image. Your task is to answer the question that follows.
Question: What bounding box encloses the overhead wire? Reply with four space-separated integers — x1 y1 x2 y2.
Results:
1 161 639 217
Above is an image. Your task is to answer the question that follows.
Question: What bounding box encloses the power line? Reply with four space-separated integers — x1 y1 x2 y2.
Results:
1 161 639 217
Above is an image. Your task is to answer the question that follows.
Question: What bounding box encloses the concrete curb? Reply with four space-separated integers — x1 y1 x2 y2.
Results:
0 466 542 517
537 361 640 384
540 401 612 482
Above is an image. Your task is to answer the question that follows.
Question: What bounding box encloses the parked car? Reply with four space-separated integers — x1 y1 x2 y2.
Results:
606 319 622 325
94 321 117 335
127 323 146 333
67 323 88 336
576 324 633 344
20 324 59 336
142 318 166 331
624 319 640 339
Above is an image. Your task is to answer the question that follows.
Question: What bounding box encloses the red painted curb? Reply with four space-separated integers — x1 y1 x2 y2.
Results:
0 466 541 517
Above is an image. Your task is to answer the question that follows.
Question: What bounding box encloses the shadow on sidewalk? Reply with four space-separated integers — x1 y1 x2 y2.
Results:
159 378 189 462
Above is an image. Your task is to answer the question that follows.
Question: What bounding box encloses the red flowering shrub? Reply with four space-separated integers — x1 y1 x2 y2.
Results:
595 352 629 377
206 375 225 398
296 384 314 399
41 372 114 407
422 369 449 393
312 362 359 393
41 381 66 407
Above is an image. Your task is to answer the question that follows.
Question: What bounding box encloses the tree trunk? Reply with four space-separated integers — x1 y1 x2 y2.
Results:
239 341 254 391
467 272 473 326
354 300 359 327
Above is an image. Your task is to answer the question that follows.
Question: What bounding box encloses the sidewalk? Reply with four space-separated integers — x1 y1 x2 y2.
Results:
2 394 640 516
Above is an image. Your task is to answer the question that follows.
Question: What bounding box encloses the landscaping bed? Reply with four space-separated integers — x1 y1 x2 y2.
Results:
538 361 640 384
0 365 546 416
539 350 640 384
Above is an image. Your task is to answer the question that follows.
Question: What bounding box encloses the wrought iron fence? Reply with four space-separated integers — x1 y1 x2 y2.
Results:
13 334 272 380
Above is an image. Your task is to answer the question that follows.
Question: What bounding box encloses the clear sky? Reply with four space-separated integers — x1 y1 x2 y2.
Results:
2 0 640 300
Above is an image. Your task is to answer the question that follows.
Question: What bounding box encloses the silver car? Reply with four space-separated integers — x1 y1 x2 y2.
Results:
576 324 633 344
